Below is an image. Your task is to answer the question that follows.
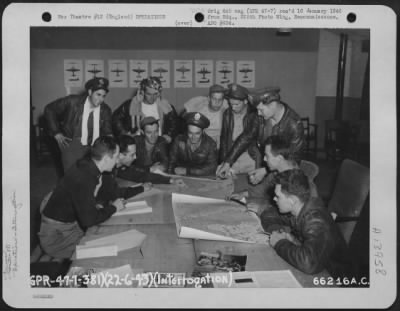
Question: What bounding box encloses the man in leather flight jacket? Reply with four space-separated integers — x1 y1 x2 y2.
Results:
262 169 354 279
111 77 178 143
44 77 113 174
219 83 261 172
168 112 218 177
216 87 304 181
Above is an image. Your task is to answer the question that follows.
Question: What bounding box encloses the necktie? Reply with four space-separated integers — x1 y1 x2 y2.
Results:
87 111 94 146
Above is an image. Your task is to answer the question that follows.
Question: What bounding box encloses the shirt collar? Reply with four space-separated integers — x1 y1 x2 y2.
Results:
85 97 100 112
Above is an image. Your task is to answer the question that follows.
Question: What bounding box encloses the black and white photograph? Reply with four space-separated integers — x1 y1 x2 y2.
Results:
2 2 397 309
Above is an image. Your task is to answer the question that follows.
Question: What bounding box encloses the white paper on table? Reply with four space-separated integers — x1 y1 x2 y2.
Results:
84 229 147 252
75 243 118 259
152 168 171 177
113 200 153 216
212 270 302 288
178 226 253 243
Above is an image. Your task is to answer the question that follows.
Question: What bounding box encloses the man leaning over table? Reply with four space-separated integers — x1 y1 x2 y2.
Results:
230 135 319 215
262 169 354 278
114 134 185 186
216 86 304 180
38 136 147 259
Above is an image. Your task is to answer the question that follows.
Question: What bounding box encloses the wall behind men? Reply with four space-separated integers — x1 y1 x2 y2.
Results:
31 48 318 124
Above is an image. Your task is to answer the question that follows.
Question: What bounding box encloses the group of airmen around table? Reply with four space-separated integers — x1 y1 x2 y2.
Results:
38 76 357 283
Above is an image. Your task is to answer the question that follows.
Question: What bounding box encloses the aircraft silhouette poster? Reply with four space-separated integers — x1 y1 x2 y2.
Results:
108 59 128 87
216 60 234 86
85 60 104 82
174 60 193 88
237 61 255 88
129 60 149 88
151 60 170 88
194 60 213 88
64 59 83 88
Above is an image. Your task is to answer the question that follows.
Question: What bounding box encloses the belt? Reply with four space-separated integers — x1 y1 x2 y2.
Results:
41 214 77 226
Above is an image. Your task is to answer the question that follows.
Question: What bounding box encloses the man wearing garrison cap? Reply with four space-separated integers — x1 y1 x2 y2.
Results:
168 112 218 176
180 84 229 149
44 77 113 174
216 86 304 185
219 83 261 174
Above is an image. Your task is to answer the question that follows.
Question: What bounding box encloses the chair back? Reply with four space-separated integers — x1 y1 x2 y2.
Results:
328 159 369 243
299 160 319 181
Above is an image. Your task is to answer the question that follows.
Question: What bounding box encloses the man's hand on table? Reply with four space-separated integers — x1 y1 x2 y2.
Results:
269 230 298 248
174 167 187 176
248 167 267 185
170 178 188 188
150 162 166 173
143 182 152 192
112 198 126 212
216 162 236 179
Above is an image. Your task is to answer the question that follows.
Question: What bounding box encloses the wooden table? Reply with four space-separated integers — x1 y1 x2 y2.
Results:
68 176 330 287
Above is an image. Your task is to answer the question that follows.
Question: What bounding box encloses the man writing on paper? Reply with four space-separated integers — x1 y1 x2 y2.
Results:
168 112 218 177
262 170 354 278
44 77 113 174
39 136 146 259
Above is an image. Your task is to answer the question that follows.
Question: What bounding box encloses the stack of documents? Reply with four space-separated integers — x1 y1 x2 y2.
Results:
75 229 147 259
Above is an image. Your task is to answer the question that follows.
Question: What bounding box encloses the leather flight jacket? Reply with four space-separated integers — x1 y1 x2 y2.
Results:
134 135 169 170
224 102 305 166
168 133 218 176
219 105 262 166
44 94 113 138
112 97 179 138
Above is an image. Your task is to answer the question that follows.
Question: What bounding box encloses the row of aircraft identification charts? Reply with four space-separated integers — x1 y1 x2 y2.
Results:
64 59 255 89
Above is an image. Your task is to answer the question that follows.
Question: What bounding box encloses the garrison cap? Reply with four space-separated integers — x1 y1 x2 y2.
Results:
225 83 249 100
209 84 226 95
249 87 281 105
184 112 210 129
85 77 109 93
140 116 159 129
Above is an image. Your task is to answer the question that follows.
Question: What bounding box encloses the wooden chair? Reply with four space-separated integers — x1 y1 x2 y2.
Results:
300 117 318 159
299 160 319 198
299 160 319 181
328 159 370 244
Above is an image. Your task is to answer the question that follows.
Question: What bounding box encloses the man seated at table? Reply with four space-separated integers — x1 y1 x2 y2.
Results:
168 112 218 177
262 169 354 278
180 84 228 149
38 136 146 259
112 76 179 143
231 135 319 215
134 116 169 173
115 134 184 185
